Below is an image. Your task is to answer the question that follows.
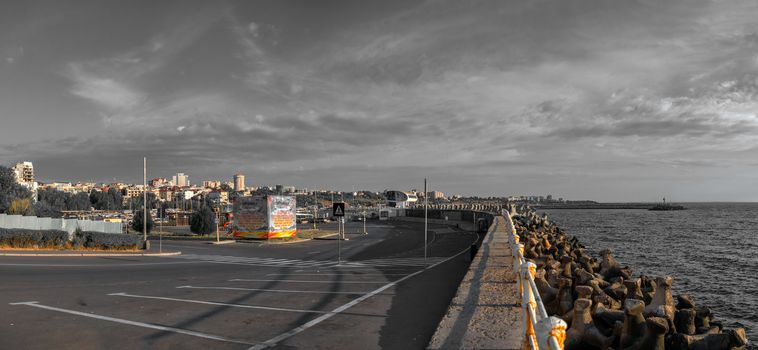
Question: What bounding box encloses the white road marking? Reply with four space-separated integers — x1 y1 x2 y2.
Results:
335 257 447 267
108 292 327 314
248 231 481 350
229 279 390 284
8 301 258 346
264 273 408 277
165 254 339 268
165 254 449 269
0 261 203 267
176 285 389 295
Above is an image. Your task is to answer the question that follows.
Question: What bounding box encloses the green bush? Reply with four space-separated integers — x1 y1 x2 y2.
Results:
73 230 141 250
1 228 140 250
190 205 216 235
0 228 68 248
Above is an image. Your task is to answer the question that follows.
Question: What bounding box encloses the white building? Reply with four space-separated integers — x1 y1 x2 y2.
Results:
13 161 34 185
385 190 418 208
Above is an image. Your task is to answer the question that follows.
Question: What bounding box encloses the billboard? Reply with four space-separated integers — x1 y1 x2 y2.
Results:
233 195 296 239
268 195 297 238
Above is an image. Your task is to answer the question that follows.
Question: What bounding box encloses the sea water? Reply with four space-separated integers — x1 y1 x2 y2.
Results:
540 203 757 347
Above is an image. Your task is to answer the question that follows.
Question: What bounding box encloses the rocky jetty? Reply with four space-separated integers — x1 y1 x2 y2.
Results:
510 205 749 350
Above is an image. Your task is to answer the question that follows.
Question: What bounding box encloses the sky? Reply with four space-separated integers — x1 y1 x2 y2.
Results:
1 0 758 201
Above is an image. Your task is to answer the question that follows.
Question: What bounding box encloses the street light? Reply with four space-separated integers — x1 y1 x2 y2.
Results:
143 157 147 243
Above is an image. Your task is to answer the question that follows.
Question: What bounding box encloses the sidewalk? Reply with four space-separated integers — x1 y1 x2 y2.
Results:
427 216 522 349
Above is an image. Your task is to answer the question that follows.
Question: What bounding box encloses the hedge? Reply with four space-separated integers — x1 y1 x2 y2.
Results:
0 228 141 250
0 228 69 248
74 231 142 250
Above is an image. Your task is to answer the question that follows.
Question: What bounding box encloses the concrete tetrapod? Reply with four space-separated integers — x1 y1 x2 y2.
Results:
620 299 647 349
565 298 614 350
509 206 749 350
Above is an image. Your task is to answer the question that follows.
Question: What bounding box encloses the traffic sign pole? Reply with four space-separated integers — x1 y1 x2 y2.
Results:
337 214 340 265
333 202 346 265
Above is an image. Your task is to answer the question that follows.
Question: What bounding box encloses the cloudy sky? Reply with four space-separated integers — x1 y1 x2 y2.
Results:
2 0 758 201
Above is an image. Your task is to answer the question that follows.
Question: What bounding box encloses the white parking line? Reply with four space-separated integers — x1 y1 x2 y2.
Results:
176 285 389 295
229 279 390 284
8 301 258 346
247 231 482 350
0 261 204 267
108 292 327 314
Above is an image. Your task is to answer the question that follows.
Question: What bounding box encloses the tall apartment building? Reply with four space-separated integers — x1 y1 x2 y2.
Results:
172 173 189 187
13 161 34 185
234 173 245 192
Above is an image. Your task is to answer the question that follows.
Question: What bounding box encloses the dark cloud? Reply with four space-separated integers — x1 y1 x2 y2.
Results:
3 0 758 200
550 117 758 139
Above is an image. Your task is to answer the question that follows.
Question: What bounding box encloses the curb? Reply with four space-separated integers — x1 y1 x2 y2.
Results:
208 240 236 245
311 233 341 240
0 251 182 257
235 233 339 245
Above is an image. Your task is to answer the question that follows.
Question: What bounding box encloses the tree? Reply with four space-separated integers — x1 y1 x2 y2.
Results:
90 188 123 211
67 192 92 211
33 201 62 218
132 209 154 234
38 188 69 211
8 198 33 215
190 205 215 235
127 192 158 211
0 166 33 214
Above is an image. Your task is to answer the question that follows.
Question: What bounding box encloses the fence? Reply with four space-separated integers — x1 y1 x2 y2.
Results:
0 214 122 238
503 211 566 350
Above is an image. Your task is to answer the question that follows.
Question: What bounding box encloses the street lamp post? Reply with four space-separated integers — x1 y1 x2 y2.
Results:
424 178 428 265
159 206 162 253
143 157 147 243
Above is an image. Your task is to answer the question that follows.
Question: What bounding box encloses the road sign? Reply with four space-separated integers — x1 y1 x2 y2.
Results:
333 202 345 217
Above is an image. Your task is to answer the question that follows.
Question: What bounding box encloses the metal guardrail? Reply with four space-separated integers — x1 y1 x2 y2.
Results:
503 212 567 350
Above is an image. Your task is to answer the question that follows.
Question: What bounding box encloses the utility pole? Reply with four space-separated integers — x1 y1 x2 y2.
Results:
216 207 220 242
424 178 428 265
159 206 162 253
313 191 317 230
143 157 147 243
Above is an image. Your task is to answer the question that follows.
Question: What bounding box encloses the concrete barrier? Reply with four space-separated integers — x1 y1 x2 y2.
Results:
0 214 122 236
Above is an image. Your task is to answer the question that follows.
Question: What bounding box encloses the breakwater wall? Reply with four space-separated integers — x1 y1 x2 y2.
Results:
428 215 523 349
0 214 122 238
514 206 749 349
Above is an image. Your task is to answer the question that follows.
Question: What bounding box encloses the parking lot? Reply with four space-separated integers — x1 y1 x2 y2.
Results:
0 221 479 349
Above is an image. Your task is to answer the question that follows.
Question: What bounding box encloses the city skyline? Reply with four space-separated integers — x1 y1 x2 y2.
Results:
3 1 758 201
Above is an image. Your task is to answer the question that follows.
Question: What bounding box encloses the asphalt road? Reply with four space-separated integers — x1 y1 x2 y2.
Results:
0 220 479 350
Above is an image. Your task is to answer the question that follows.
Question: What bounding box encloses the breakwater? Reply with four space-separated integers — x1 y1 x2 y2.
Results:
514 205 750 349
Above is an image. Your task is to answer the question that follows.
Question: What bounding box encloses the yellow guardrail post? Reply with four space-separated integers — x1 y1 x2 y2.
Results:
504 213 565 350
521 262 538 349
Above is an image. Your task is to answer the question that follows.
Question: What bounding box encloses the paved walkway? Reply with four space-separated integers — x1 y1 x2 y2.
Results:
428 215 522 349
